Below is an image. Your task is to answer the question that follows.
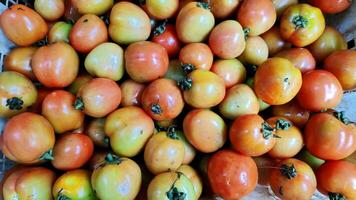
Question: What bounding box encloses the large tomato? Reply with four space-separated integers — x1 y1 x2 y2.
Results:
269 158 317 200
86 118 109 148
74 78 121 118
183 109 227 153
280 3 325 47
276 48 316 73
152 23 181 58
0 71 37 118
271 99 310 128
208 150 258 200
309 0 352 14
316 160 356 199
211 59 246 88
105 106 154 157
31 42 79 88
125 41 169 83
179 43 214 71
177 165 203 199
2 112 55 164
273 0 298 16
230 114 276 156
109 2 151 44
52 132 94 170
254 57 302 105
238 36 268 65
261 26 291 56
53 169 96 200
237 0 276 36
304 112 356 160
145 0 178 19
48 21 72 43
176 1 215 43
208 0 240 19
0 4 48 46
42 90 84 134
4 47 37 80
324 50 356 90
120 79 145 107
34 0 64 21
296 70 343 111
72 0 113 15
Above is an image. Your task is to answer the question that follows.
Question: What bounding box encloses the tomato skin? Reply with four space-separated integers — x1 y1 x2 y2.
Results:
273 0 298 16
67 73 93 95
270 158 317 200
53 169 96 200
271 99 310 128
316 160 356 199
238 36 268 65
0 4 48 46
125 41 169 83
72 0 113 15
208 0 240 19
32 42 79 88
179 43 213 70
211 59 246 88
76 78 121 118
4 47 37 81
177 165 203 198
280 4 325 47
324 50 356 90
52 133 94 170
86 118 109 148
2 112 55 164
254 58 302 105
48 21 72 43
253 156 276 185
297 70 343 111
176 130 196 165
208 150 258 200
42 90 84 134
120 79 145 107
34 0 64 21
70 14 108 53
237 0 276 36
146 0 178 20
183 109 227 153
152 24 181 58
276 48 316 73
176 2 215 43
209 20 246 59
109 2 151 45
28 87 52 114
309 0 351 14
261 26 291 56
304 112 356 160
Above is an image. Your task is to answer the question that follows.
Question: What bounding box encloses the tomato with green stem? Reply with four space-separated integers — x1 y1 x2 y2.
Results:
179 43 214 71
4 47 37 81
271 99 310 128
177 165 203 199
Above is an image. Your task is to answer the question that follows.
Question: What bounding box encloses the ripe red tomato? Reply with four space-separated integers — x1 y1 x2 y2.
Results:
276 48 316 73
208 0 240 19
261 26 291 56
271 99 310 128
208 150 258 200
4 47 37 81
152 24 181 58
145 0 178 20
297 70 343 111
125 41 169 83
34 0 65 21
120 79 145 107
52 132 94 170
0 4 48 46
211 58 246 88
309 0 352 14
179 43 213 71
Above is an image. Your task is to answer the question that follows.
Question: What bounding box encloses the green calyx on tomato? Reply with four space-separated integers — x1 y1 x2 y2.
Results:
275 119 292 130
153 20 168 36
39 149 54 161
196 2 210 10
166 126 179 140
328 192 346 200
103 136 110 145
73 97 84 111
244 28 251 40
104 153 122 165
151 103 163 115
292 15 308 30
181 63 196 74
166 172 187 200
280 164 297 179
6 97 24 110
333 111 351 125
261 122 281 139
57 189 71 200
177 77 193 90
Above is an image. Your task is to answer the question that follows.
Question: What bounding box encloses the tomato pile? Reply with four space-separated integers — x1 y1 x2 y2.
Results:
0 0 356 199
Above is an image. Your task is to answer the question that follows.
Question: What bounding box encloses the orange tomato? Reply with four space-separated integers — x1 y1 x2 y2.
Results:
210 59 246 88
120 79 145 107
179 43 214 71
4 47 37 80
261 26 291 56
145 0 178 20
271 99 310 128
276 48 316 73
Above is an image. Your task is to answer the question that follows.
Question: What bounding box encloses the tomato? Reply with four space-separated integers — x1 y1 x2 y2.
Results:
269 158 317 200
32 42 79 88
141 78 184 121
164 59 186 82
324 50 356 90
125 41 169 83
317 160 356 199
67 73 93 95
70 14 108 53
254 57 302 105
276 48 316 73
52 132 94 170
208 0 240 19
273 0 298 16
147 171 197 200
309 0 351 14
208 150 258 200
2 112 55 164
4 47 37 81
109 2 151 45
180 69 225 108
271 99 310 128
0 4 48 46
219 84 259 120
64 0 81 22
120 79 145 107
145 0 178 19
211 59 246 88
209 20 246 59
237 0 276 36
345 151 356 164
34 0 64 21
152 23 181 58
253 156 276 185
280 4 325 47
176 1 215 43
74 78 121 118
297 149 325 171
308 26 347 63
183 109 227 153
48 21 72 43
297 70 343 111
105 106 154 157
179 43 213 71
267 117 303 158
86 118 108 148
176 130 196 165
177 165 203 199
72 0 113 15
238 36 268 65
144 130 185 174
261 26 291 56
92 153 142 199
2 167 56 200
53 169 96 200
28 87 52 114
304 112 356 160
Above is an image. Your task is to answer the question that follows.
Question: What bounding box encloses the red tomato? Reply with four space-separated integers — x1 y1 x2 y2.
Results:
208 150 258 200
276 48 316 73
34 0 65 21
309 0 351 14
152 24 181 58
297 70 343 111
120 79 145 107
261 26 291 56
4 47 37 81
271 99 310 128
179 43 213 71
125 41 169 83
52 132 94 170
210 58 246 88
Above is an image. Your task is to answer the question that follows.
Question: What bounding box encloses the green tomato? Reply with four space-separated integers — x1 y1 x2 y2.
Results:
164 59 186 82
48 21 72 43
297 149 325 170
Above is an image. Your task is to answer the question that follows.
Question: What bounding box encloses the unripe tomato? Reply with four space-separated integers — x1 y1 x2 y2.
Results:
271 99 310 128
34 0 65 21
48 21 72 43
145 0 178 20
72 0 113 15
